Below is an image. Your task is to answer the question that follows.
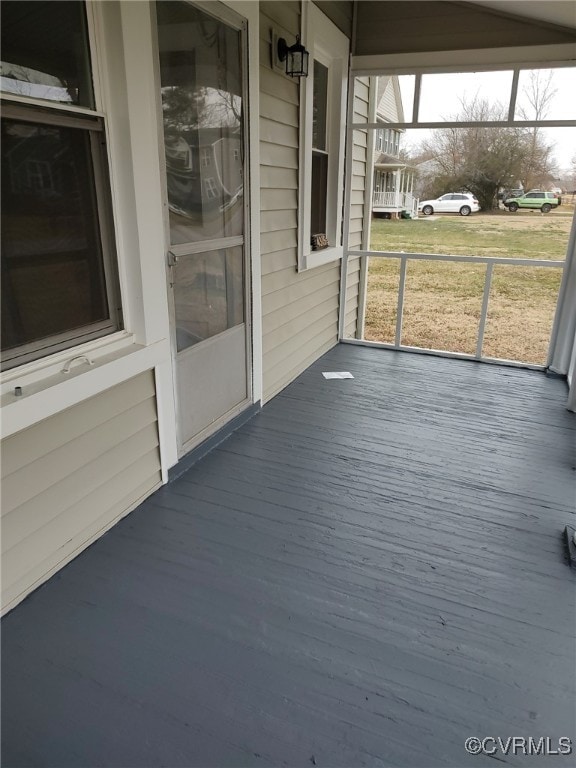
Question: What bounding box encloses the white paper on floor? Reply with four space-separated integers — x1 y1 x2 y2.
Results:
322 371 354 379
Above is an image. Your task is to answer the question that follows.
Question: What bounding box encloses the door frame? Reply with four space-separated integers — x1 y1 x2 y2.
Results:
151 0 262 458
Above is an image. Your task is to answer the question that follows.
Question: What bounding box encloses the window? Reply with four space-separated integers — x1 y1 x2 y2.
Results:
298 3 349 270
157 0 243 242
200 148 211 168
311 60 328 237
203 177 218 199
172 246 244 350
1 2 122 370
1 1 94 108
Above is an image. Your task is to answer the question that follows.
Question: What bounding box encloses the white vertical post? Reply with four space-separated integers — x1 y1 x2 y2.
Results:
412 73 421 123
362 77 378 251
508 69 520 122
338 70 356 341
395 257 408 347
476 262 494 358
357 76 379 341
548 207 576 373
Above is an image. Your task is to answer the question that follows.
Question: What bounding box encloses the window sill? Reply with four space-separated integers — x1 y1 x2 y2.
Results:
1 335 171 438
299 244 343 271
1 331 136 392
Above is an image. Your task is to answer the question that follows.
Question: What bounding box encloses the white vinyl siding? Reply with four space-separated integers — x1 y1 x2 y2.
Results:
1 372 161 614
260 1 344 401
377 77 400 123
344 258 362 338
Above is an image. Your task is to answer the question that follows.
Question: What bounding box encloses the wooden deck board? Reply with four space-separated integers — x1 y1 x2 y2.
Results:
2 346 575 767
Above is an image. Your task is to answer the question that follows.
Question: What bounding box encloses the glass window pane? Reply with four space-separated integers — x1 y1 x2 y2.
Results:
0 1 94 108
156 1 244 244
311 151 328 237
313 61 328 151
173 246 244 351
419 71 514 122
515 68 576 121
397 75 415 123
1 118 113 365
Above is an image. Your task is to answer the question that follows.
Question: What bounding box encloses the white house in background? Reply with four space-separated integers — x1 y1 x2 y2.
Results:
370 76 418 219
1 0 576 615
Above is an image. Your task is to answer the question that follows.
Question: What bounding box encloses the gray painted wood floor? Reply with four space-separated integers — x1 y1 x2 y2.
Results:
2 346 576 768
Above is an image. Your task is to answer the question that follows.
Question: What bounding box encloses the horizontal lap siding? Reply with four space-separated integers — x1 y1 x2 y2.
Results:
262 264 340 319
345 77 371 339
1 372 162 613
353 79 370 122
260 2 343 402
344 257 362 338
378 78 400 122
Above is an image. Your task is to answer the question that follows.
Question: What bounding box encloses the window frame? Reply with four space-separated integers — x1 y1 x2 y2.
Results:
297 2 349 271
0 3 123 372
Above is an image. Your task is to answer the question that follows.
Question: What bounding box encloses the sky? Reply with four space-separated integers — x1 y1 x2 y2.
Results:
397 67 576 170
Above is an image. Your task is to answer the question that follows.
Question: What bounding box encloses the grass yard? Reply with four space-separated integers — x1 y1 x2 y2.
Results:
364 205 573 364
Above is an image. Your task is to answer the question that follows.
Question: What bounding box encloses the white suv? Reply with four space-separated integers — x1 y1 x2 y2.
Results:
419 193 480 216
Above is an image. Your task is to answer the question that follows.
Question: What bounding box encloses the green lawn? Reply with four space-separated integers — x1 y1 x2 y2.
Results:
364 207 572 364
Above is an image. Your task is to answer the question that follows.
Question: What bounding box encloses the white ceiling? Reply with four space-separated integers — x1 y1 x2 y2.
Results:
473 1 576 30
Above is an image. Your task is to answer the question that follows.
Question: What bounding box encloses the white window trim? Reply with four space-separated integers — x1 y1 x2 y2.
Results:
0 2 135 385
297 2 349 271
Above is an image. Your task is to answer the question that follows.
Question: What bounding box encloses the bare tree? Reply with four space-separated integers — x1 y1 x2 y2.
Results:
560 154 576 196
419 98 528 210
518 70 556 122
516 70 558 190
415 74 559 210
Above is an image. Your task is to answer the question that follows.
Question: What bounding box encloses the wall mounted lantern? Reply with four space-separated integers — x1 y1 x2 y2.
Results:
277 35 309 78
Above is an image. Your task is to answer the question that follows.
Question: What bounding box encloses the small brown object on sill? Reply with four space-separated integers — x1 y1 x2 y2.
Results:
311 233 329 251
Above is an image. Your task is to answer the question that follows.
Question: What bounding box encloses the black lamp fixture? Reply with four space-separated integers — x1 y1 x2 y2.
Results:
277 35 309 78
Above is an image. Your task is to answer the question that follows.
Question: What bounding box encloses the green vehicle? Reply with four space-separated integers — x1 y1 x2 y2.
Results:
503 191 560 213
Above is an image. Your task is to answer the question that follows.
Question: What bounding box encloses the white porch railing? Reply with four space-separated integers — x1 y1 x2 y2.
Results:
346 250 565 368
373 191 418 217
373 191 398 207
